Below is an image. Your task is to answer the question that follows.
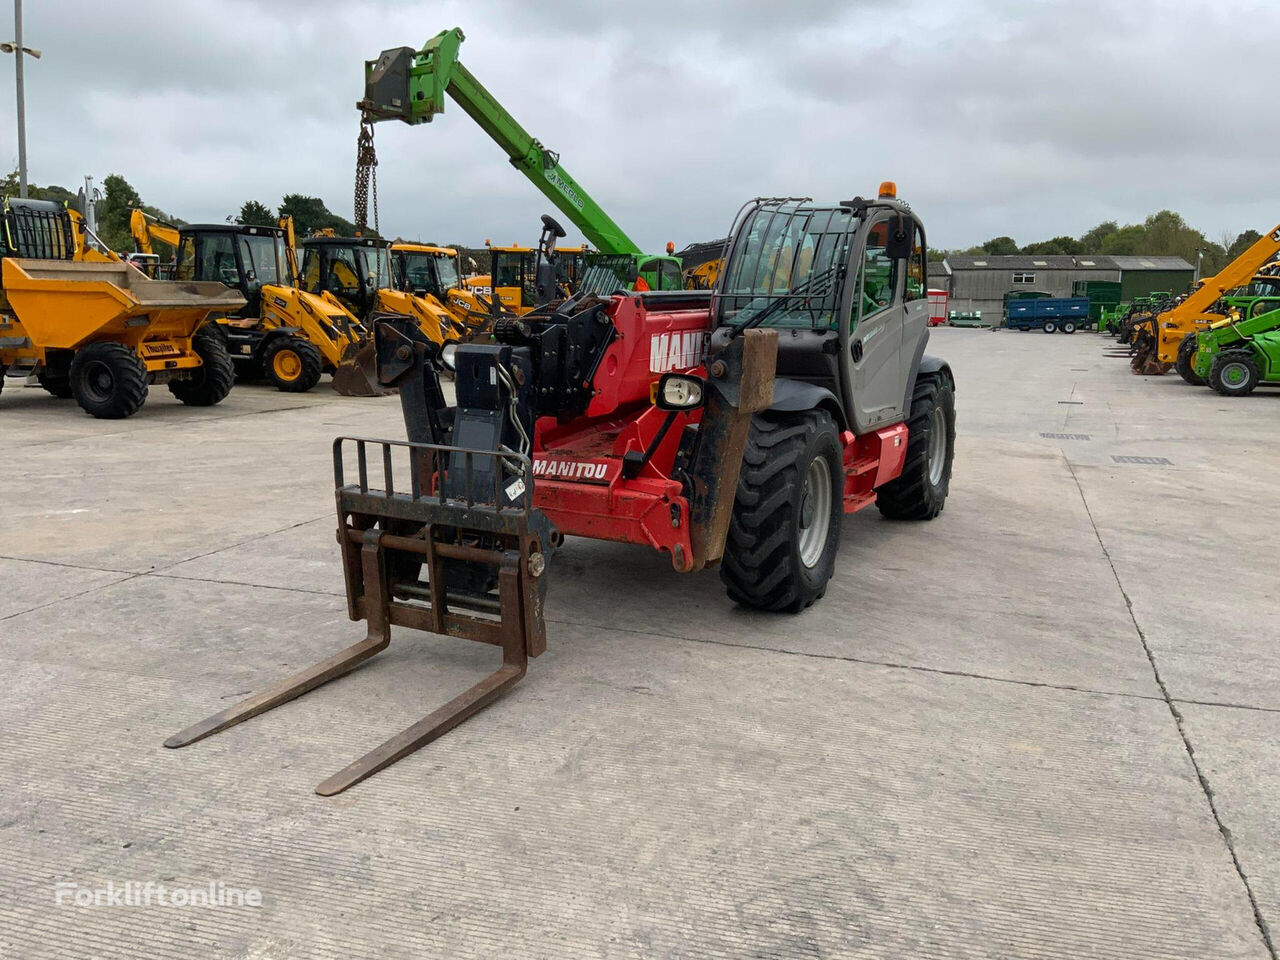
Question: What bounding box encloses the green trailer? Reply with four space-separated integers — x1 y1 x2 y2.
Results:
1072 280 1122 324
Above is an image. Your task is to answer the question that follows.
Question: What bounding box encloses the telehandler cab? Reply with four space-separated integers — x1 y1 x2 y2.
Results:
1 198 243 418
132 210 383 395
167 186 957 795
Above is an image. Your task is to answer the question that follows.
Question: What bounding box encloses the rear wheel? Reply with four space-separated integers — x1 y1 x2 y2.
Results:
720 410 842 613
69 342 148 419
1042 321 1057 333
876 372 955 521
169 324 236 406
1175 333 1204 386
1208 350 1260 397
1061 321 1076 334
264 336 323 393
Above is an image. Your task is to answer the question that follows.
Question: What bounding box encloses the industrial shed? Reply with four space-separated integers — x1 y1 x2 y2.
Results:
941 254 1193 318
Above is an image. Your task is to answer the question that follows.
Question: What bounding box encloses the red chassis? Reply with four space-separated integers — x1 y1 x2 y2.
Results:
528 294 909 571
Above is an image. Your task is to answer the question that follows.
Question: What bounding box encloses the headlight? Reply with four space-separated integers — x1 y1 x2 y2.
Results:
656 372 705 410
440 342 459 371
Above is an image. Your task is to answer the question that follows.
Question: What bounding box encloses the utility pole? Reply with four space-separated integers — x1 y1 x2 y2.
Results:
3 0 42 198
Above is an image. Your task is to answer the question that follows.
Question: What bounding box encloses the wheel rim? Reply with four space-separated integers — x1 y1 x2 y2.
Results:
273 349 302 382
797 457 832 569
82 360 115 403
1221 363 1248 387
927 406 947 486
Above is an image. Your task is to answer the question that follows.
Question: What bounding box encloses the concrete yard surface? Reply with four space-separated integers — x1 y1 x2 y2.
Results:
1 327 1277 959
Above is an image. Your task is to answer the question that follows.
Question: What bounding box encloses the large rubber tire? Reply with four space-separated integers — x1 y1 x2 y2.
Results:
1175 333 1204 386
1042 321 1057 334
69 342 148 419
1208 350 1260 397
876 372 956 521
168 324 235 406
264 336 323 393
38 372 74 398
720 410 842 613
1061 321 1076 334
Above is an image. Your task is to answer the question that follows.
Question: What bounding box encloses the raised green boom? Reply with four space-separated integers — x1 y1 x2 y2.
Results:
359 28 682 290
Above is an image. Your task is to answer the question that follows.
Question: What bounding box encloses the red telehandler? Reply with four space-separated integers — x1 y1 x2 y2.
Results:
166 188 957 795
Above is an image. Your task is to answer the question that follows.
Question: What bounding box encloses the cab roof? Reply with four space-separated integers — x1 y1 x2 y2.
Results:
301 235 389 248
391 242 457 255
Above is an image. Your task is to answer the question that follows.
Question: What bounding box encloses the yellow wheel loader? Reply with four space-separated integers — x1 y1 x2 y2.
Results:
1 197 244 418
132 210 385 395
298 234 461 347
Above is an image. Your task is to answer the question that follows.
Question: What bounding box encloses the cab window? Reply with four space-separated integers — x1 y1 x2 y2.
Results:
326 247 361 297
175 236 196 282
906 224 925 302
200 234 239 287
657 259 682 291
853 219 900 326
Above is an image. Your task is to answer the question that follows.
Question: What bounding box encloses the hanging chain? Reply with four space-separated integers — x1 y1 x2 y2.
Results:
354 116 386 290
354 117 379 239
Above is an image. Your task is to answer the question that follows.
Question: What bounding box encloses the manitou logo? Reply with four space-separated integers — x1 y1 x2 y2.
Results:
649 331 706 374
533 457 611 482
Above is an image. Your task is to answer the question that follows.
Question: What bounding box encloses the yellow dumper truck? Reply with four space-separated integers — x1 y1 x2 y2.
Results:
1 197 245 418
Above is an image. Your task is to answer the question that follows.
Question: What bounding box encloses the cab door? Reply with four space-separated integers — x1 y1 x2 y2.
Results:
846 215 907 431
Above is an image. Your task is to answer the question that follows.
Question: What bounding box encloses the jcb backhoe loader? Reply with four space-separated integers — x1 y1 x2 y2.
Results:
390 242 492 333
462 241 588 316
2 197 243 418
166 184 958 795
132 210 384 395
1129 223 1280 376
298 234 461 346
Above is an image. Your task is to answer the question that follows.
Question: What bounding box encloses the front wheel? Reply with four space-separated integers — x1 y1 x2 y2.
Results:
720 410 842 613
1175 333 1204 386
876 371 956 521
1042 321 1057 334
1208 350 1260 397
69 342 148 419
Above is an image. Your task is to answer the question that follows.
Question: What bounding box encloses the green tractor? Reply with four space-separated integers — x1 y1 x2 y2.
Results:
1192 305 1280 396
1175 272 1280 385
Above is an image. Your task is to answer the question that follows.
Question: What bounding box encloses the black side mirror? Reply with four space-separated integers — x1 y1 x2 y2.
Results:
885 214 913 260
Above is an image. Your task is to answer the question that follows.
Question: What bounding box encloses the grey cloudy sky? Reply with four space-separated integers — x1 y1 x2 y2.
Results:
4 0 1276 251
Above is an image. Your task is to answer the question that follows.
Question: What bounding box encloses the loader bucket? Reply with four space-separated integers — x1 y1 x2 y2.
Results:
331 340 395 397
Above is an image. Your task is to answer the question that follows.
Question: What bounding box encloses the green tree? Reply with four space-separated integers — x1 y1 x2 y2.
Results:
981 236 1019 256
278 194 361 238
1079 220 1118 252
1228 229 1262 260
1021 236 1081 256
96 174 145 252
237 200 275 226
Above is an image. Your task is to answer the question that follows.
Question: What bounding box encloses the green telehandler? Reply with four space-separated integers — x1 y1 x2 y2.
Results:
1192 303 1280 396
356 28 684 302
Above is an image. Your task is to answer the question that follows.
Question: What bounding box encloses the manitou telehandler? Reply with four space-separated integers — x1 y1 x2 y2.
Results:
2 198 243 418
132 210 382 394
167 186 958 796
1129 223 1280 377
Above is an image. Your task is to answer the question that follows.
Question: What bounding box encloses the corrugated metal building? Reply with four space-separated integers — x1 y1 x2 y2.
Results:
1107 256 1197 300
940 254 1193 318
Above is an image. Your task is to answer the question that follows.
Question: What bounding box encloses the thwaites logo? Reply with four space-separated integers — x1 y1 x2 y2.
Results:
533 457 611 482
649 330 707 374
